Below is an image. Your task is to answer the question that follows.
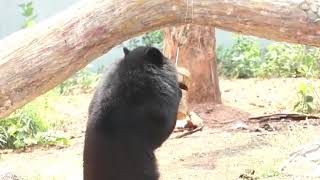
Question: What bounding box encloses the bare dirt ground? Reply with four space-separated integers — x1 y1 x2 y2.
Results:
0 78 320 180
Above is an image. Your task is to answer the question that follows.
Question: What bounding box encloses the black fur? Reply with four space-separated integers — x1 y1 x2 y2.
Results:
83 46 182 180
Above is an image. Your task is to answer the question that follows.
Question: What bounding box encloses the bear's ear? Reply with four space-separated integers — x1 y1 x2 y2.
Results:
123 47 130 56
145 47 163 65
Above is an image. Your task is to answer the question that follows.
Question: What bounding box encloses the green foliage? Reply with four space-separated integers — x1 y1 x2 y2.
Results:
257 44 320 78
56 69 100 95
293 83 320 114
0 102 45 148
128 30 164 50
19 1 37 28
217 35 261 78
218 34 320 79
0 92 69 149
35 131 69 146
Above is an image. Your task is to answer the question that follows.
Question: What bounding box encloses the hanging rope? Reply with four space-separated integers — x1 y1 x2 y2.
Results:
175 0 194 66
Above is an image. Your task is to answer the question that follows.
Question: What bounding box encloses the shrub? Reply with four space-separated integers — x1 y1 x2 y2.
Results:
257 43 320 78
217 35 262 78
0 92 69 149
218 34 320 79
293 82 320 114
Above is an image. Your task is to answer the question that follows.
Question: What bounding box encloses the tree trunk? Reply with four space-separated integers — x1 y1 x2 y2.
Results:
163 25 221 104
1 0 320 118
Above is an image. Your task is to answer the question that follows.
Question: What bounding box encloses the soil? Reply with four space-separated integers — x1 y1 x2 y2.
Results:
0 78 320 180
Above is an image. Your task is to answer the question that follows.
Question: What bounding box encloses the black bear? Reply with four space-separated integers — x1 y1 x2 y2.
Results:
83 46 182 180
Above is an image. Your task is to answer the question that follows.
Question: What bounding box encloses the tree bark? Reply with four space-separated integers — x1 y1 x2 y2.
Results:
163 25 221 104
1 0 320 118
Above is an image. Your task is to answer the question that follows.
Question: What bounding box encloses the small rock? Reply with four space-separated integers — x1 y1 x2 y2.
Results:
307 10 318 21
253 128 263 132
260 123 273 131
300 2 310 10
205 108 214 114
230 121 249 130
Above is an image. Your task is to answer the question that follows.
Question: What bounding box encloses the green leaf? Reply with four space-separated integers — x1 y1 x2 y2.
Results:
13 140 25 148
305 95 314 103
297 83 308 93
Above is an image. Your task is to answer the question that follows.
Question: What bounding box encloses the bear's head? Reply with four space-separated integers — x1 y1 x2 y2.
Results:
122 46 166 68
117 46 180 101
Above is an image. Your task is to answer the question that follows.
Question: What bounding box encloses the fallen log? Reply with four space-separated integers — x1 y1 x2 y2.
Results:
249 113 320 123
